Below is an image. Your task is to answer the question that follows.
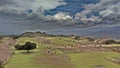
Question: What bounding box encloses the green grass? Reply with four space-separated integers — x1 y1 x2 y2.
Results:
0 37 12 44
5 37 74 68
5 37 120 68
67 52 120 68
47 36 89 46
47 37 75 46
5 37 46 68
5 42 44 68
111 44 120 46
16 37 37 45
5 50 40 68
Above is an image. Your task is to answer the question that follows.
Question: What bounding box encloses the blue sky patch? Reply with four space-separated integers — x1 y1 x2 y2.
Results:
45 0 100 16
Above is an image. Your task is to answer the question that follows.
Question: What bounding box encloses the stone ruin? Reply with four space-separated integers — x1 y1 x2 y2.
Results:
0 38 16 65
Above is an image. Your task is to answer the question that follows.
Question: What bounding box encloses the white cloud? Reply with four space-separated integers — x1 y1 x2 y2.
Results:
75 8 101 23
53 12 72 21
99 9 113 17
84 0 120 10
0 0 66 17
0 0 120 26
12 0 66 11
100 2 120 17
75 10 91 19
75 0 120 23
80 15 102 23
83 0 120 16
0 0 69 25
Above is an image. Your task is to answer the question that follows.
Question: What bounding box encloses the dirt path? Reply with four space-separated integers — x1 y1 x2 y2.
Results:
34 48 75 68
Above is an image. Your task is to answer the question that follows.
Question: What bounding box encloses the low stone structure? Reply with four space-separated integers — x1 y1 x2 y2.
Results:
56 45 120 53
0 38 16 65
0 46 12 64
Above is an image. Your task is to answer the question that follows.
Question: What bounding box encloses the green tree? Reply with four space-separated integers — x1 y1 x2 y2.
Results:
15 42 37 53
14 44 23 50
23 42 37 53
75 36 80 40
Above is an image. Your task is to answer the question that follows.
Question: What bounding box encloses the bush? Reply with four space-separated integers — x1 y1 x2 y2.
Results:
0 65 4 68
75 36 80 40
104 39 116 44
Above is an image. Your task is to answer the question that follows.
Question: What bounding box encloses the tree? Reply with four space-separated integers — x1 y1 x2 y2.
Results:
23 42 37 53
14 44 23 50
15 42 37 53
75 36 80 40
0 64 4 68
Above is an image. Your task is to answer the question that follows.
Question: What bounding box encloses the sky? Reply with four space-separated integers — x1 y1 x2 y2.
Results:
0 0 120 35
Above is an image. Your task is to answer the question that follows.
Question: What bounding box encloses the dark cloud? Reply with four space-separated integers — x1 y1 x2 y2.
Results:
0 0 15 6
0 0 120 28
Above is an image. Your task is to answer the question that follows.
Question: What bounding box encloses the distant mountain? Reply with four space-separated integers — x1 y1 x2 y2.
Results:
48 25 120 40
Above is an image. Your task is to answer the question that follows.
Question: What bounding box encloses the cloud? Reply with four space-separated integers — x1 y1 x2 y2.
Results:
81 15 102 23
83 0 120 10
83 0 120 16
74 0 120 24
0 0 68 25
99 2 120 17
75 8 101 23
0 0 120 27
0 0 66 17
53 12 72 20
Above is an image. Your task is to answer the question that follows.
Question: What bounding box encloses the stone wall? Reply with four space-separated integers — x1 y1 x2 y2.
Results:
0 38 16 65
56 45 120 53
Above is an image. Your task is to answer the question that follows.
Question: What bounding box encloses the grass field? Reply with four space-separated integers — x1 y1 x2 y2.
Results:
4 37 120 68
5 37 75 68
67 52 120 68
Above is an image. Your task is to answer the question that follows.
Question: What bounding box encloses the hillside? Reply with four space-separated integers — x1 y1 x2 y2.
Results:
0 32 120 68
